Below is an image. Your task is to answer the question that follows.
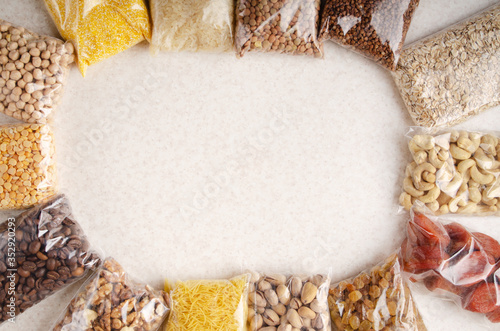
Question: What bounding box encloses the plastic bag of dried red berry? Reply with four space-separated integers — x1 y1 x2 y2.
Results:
328 253 427 331
0 194 101 325
318 0 420 71
52 257 169 331
235 0 324 58
0 19 75 123
399 204 500 325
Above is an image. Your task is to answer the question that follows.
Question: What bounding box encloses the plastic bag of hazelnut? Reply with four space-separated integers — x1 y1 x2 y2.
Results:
53 257 169 331
0 123 58 210
328 254 427 331
318 0 420 70
235 0 323 58
247 272 331 331
0 195 101 324
0 19 75 123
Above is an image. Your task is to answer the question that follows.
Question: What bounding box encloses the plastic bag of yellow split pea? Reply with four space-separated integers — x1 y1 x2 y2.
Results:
43 0 151 76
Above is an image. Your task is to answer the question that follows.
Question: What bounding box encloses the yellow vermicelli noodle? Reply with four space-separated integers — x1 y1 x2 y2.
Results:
166 274 249 331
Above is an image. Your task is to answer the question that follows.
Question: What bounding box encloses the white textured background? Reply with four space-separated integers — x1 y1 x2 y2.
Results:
1 0 500 330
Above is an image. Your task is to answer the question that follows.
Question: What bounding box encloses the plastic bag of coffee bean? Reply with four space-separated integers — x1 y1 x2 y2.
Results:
393 4 500 127
400 210 500 324
328 253 427 331
151 0 234 53
43 0 151 76
400 129 500 216
0 123 58 210
247 273 331 331
235 0 323 58
53 257 169 331
0 195 100 324
0 19 74 123
319 0 420 70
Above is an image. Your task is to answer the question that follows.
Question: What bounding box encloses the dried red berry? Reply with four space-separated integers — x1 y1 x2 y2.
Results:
409 213 450 247
441 251 495 287
444 222 472 256
473 232 500 261
463 282 498 313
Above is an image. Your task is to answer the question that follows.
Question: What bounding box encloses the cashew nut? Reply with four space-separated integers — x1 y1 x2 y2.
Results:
422 172 436 183
438 204 449 215
413 135 435 150
450 130 459 143
471 165 494 185
481 134 499 155
437 191 452 206
409 140 422 155
457 136 475 153
469 186 482 203
469 132 481 154
450 144 472 160
442 172 463 195
434 133 451 150
457 202 478 214
399 192 412 211
417 186 440 203
405 162 417 177
426 200 440 212
457 159 475 174
429 148 445 169
476 205 498 215
413 150 428 165
474 148 500 170
448 196 466 213
485 180 500 199
403 177 424 197
412 162 436 190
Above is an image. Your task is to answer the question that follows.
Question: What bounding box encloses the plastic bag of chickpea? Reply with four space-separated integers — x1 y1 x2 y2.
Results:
399 128 500 216
328 254 427 331
235 0 323 58
0 123 57 209
247 272 331 330
0 19 74 123
43 0 151 76
400 209 500 324
318 0 420 70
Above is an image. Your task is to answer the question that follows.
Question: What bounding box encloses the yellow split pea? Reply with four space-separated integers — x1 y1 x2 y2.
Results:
0 124 56 209
43 0 151 76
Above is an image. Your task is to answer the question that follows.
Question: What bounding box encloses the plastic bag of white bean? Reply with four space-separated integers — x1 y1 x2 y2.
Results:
247 272 331 331
399 128 500 216
151 0 234 53
393 4 500 127
0 19 74 123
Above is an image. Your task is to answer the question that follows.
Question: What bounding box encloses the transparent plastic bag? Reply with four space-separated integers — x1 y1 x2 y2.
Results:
0 195 101 324
166 274 249 331
43 0 151 76
400 209 500 324
399 129 500 216
151 0 234 53
247 272 331 331
0 124 57 209
235 0 323 58
393 4 500 127
328 254 426 331
318 0 420 70
53 257 169 331
0 19 74 123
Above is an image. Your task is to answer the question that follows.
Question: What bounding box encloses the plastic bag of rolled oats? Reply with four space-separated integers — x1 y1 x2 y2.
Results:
393 4 500 127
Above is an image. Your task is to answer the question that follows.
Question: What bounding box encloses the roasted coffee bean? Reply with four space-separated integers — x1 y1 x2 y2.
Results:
0 195 100 322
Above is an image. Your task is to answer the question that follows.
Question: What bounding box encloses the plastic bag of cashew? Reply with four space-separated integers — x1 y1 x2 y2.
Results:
400 209 500 324
0 19 75 123
328 253 427 331
52 258 170 331
247 272 331 331
399 129 500 216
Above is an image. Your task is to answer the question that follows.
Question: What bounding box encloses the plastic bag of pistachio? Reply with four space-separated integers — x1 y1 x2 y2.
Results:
399 128 500 216
319 0 420 70
166 274 250 331
150 0 234 53
53 257 169 331
43 0 151 76
400 209 500 324
393 3 500 127
329 253 427 331
0 195 101 324
0 123 58 209
235 0 323 58
0 19 74 123
247 272 331 331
